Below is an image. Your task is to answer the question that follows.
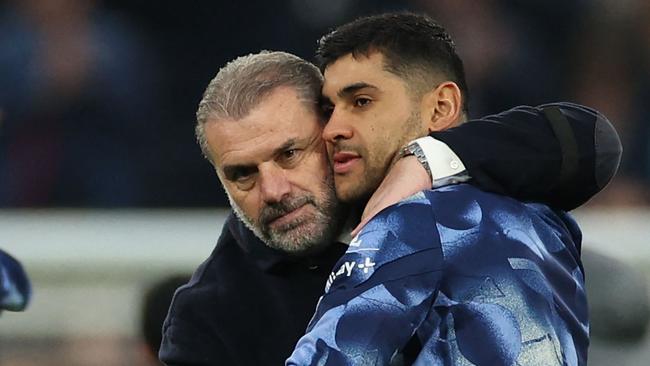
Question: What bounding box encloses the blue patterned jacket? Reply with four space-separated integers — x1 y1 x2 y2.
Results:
0 248 31 312
287 184 588 365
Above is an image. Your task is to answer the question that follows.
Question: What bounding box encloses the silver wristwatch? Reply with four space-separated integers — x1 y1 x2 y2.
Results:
400 141 433 182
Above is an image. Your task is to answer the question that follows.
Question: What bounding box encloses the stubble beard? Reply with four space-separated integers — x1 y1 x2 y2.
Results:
334 110 422 205
227 175 341 255
334 155 384 205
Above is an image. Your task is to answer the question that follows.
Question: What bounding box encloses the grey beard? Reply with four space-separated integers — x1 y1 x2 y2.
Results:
225 187 339 255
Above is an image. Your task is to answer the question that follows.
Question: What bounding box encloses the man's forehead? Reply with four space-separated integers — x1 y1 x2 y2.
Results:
322 52 396 97
207 117 321 169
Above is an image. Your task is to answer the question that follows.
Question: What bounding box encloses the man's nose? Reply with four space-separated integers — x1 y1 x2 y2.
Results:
258 164 291 204
322 109 353 143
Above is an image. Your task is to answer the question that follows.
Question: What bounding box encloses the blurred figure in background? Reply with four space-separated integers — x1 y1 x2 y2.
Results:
0 0 157 207
408 0 584 116
568 0 650 206
583 248 650 342
410 0 650 206
1 0 646 208
141 275 190 365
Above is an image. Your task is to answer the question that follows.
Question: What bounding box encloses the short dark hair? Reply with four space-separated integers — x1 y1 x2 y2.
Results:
316 12 469 112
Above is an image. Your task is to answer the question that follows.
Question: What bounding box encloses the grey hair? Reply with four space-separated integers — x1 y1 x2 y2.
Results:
195 50 324 164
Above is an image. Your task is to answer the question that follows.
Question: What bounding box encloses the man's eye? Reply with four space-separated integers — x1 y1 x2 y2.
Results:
234 173 251 182
278 149 303 167
354 97 372 108
230 168 256 182
282 149 298 160
234 174 255 190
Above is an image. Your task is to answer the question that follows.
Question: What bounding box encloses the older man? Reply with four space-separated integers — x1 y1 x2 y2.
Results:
160 47 619 366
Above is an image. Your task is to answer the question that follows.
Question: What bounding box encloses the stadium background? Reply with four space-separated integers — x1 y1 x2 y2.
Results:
0 0 649 364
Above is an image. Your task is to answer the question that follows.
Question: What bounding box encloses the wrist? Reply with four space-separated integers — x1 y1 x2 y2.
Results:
399 140 434 183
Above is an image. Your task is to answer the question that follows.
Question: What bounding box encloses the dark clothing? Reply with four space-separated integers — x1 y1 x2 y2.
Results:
432 102 621 211
161 214 347 365
160 103 621 365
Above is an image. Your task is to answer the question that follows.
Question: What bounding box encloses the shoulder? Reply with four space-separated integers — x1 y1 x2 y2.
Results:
356 184 490 248
422 183 561 227
163 232 247 334
359 191 436 243
160 241 244 362
372 184 514 237
407 185 578 254
327 192 444 292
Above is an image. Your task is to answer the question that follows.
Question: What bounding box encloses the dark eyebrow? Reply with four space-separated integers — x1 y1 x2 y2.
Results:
272 138 297 156
221 138 298 179
222 163 255 180
337 82 378 98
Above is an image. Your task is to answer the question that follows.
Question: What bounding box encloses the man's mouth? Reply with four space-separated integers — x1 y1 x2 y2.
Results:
265 203 309 230
332 152 361 174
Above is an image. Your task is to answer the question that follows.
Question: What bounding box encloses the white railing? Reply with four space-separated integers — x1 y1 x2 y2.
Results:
0 208 648 337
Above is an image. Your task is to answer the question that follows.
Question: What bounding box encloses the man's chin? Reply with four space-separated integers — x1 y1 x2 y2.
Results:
282 240 332 257
335 181 371 204
266 235 330 257
265 220 330 254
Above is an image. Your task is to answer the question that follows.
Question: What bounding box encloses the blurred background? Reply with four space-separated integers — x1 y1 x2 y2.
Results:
0 0 648 365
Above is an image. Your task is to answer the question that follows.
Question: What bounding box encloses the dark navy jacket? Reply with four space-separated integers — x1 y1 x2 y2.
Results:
160 212 348 365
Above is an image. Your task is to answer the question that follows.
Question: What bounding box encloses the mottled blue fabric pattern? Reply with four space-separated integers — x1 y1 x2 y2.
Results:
287 184 588 366
0 249 31 312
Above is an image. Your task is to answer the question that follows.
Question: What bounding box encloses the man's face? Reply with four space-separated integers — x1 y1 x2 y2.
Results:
204 86 340 254
322 51 427 203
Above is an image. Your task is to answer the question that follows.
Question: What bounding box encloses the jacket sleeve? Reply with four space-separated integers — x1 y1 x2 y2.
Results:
159 246 238 366
431 102 622 211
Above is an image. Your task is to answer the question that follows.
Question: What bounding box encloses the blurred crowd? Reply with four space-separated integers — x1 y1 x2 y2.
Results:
0 0 648 208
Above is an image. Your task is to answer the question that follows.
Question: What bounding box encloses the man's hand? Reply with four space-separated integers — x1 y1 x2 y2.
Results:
351 155 431 236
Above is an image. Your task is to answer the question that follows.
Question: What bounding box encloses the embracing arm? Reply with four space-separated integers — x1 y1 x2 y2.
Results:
432 102 622 210
355 103 622 234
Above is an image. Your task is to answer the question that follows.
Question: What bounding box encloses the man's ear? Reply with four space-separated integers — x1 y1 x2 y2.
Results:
420 81 462 132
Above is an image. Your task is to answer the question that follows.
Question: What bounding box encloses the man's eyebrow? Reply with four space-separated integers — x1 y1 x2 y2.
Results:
337 82 378 98
221 138 300 178
272 138 297 156
222 163 255 179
